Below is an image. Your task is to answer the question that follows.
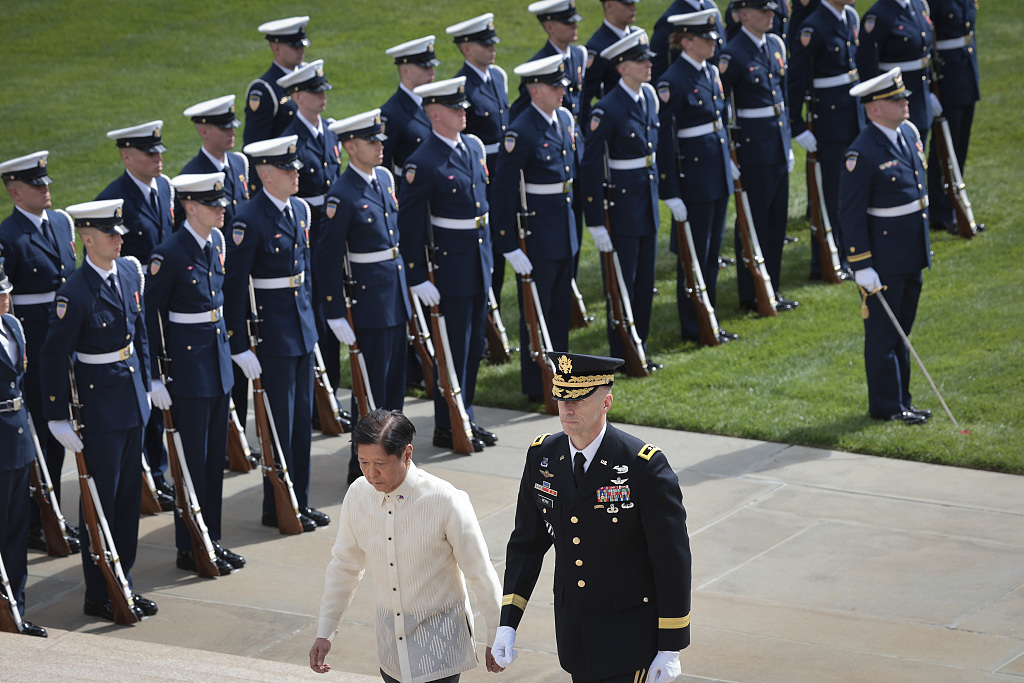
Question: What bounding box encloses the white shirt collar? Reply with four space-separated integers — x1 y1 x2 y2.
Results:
297 111 323 138
680 52 707 72
14 205 43 229
182 221 213 251
375 461 420 508
273 60 295 74
201 146 228 170
400 83 424 107
351 164 377 187
742 26 767 50
872 121 901 146
432 131 465 151
466 62 490 82
571 421 608 473
822 1 847 22
127 170 158 199
531 102 557 126
548 40 572 58
603 20 631 40
262 187 290 213
617 79 642 103
85 254 117 281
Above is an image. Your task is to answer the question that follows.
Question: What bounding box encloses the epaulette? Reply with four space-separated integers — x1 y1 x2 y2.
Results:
637 443 662 461
463 133 488 165
492 64 509 95
641 82 660 115
531 433 552 448
246 78 279 117
53 208 76 248
123 255 146 295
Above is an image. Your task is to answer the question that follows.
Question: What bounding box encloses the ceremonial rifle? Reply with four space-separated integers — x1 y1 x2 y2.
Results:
727 94 779 317
27 419 73 556
247 277 304 535
930 56 978 239
569 279 592 330
226 398 256 472
342 257 377 418
804 90 844 283
600 148 652 373
423 207 476 454
406 291 436 400
517 171 559 415
155 317 220 577
312 342 348 436
139 450 163 515
0 551 23 633
485 287 513 365
69 361 138 624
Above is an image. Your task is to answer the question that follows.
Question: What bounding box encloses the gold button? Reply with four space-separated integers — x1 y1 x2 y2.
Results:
573 537 580 545
571 516 578 523
612 517 618 523
578 580 585 588
129 366 135 373
575 559 583 566
643 597 649 603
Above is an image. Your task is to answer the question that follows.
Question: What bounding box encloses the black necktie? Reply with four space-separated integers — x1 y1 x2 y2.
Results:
896 131 909 158
456 141 466 158
761 42 770 61
703 66 713 87
108 274 123 307
371 177 386 205
149 187 159 216
203 242 212 265
284 206 296 231
573 452 586 487
40 217 57 250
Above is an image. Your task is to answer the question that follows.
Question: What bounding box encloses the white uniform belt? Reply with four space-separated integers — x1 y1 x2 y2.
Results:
677 120 723 138
525 180 573 195
736 102 785 118
430 214 489 230
936 33 974 51
879 57 931 72
608 154 656 170
0 397 24 413
484 143 500 155
77 342 134 365
348 246 400 263
168 307 223 324
813 70 860 89
867 196 929 218
302 195 325 207
11 291 56 305
251 272 306 289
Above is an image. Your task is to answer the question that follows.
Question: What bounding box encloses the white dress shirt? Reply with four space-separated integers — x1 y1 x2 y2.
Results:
317 462 501 683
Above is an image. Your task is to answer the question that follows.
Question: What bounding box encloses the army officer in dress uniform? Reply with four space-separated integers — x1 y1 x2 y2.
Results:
380 36 441 190
146 173 243 576
243 16 309 148
0 151 80 553
223 136 326 533
316 110 411 483
38 199 159 622
581 30 663 369
840 68 932 425
491 352 692 682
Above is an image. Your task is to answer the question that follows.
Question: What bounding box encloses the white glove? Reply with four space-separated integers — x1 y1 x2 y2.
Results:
231 350 263 380
48 420 83 453
150 379 172 410
663 197 688 222
787 148 796 173
328 318 356 345
729 159 741 181
794 130 818 153
588 226 614 252
491 626 518 668
503 249 534 276
929 92 944 118
646 651 681 683
409 280 441 307
853 266 882 293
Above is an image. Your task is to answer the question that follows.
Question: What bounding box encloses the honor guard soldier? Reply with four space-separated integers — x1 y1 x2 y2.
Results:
787 0 863 278
789 0 822 47
840 69 932 425
582 0 640 123
721 0 800 313
0 258 48 637
856 0 936 148
651 0 726 80
491 352 692 682
279 60 343 393
397 77 495 452
0 151 80 553
656 10 740 344
927 0 982 234
581 30 664 369
38 199 159 622
381 36 441 189
146 173 241 576
511 1 587 126
96 121 175 508
223 136 326 533
492 56 579 402
243 16 310 149
315 111 411 483
726 0 792 45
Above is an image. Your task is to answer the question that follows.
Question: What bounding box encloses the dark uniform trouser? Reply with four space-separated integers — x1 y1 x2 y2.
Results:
79 425 143 602
604 231 656 359
308 211 342 392
675 197 728 340
144 409 169 488
863 271 922 418
517 256 573 397
432 289 486 430
572 671 650 683
381 670 459 683
927 102 976 226
169 393 229 550
736 163 789 302
261 351 313 515
23 316 68 526
346 323 407 475
810 140 852 276
1 461 30 616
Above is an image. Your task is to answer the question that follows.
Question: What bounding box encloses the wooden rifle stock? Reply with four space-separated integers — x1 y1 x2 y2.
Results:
930 59 977 239
226 399 255 472
407 292 436 399
485 287 512 365
139 451 163 515
517 172 559 414
342 260 376 418
313 343 347 435
674 220 723 348
0 552 24 633
804 105 844 283
27 419 72 556
569 278 591 329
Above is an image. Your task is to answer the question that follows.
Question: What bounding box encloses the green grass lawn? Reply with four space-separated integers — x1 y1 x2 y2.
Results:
2 1 1021 472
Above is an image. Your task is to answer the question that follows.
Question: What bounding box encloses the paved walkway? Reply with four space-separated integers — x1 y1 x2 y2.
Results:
7 397 1024 682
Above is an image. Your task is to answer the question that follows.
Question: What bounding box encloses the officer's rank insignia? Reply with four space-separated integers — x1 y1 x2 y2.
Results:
405 166 416 185
534 482 557 497
864 15 875 33
801 28 813 47
658 85 670 103
150 259 161 276
613 464 628 474
325 200 337 220
540 457 549 467
718 55 730 74
249 92 261 111
55 300 67 319
232 228 244 245
589 115 601 132
845 154 858 172
597 485 630 503
504 135 516 153
540 469 554 479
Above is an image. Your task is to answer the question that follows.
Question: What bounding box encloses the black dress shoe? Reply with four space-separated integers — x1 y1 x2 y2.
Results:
154 480 175 498
66 535 81 554
775 296 800 312
432 427 485 452
470 422 498 446
739 299 758 313
84 597 141 622
908 405 932 419
212 541 246 569
177 549 233 575
26 527 47 552
718 328 739 343
975 223 985 232
347 470 362 485
873 411 928 425
718 256 736 269
132 594 158 617
645 361 664 373
65 523 80 538
20 620 47 638
302 507 331 527
261 512 318 532
783 234 799 244
155 491 175 512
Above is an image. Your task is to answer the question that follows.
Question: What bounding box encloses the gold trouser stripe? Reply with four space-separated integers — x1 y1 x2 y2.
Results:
659 613 691 629
502 594 528 611
848 252 872 263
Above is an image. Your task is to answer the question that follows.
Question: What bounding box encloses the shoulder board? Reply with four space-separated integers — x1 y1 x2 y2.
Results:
231 151 250 184
641 82 660 115
463 133 487 164
122 255 146 295
768 33 786 53
637 443 662 461
904 121 922 144
53 208 76 246
492 64 509 95
246 78 280 117
531 433 552 447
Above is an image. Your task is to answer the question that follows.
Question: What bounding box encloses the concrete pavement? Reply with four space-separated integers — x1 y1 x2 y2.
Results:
5 396 1024 682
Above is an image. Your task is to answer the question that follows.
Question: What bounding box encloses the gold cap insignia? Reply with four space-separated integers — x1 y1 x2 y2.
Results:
214 181 223 191
558 355 572 374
